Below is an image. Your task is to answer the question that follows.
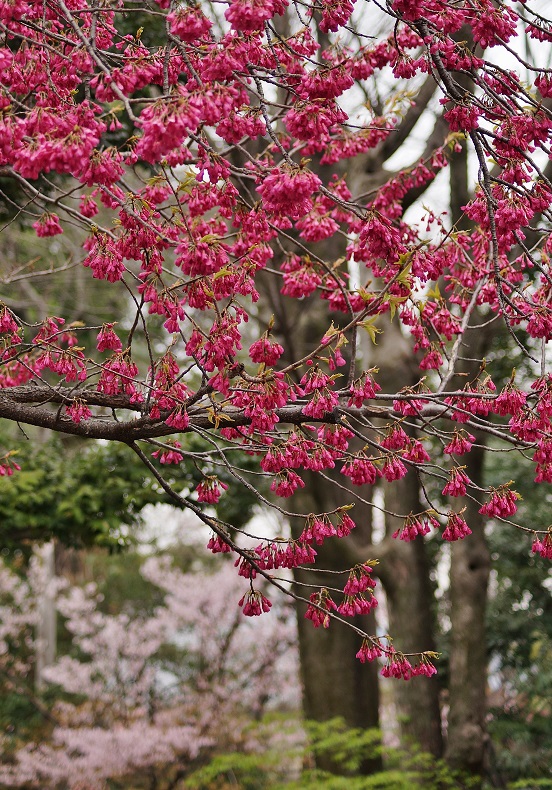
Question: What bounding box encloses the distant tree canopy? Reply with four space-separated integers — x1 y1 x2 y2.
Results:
0 431 262 550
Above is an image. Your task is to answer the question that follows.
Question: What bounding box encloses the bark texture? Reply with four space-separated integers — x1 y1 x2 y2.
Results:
381 476 443 757
295 569 381 773
445 444 491 779
371 321 443 757
292 480 382 774
445 112 492 780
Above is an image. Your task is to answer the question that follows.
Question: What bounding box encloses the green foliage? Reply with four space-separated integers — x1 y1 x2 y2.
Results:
83 549 166 616
284 771 409 789
304 719 382 776
184 718 473 790
0 436 157 549
184 753 278 790
0 690 42 745
0 425 263 550
484 449 552 784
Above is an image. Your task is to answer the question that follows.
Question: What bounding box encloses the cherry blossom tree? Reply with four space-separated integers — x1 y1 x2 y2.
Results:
0 554 297 788
1 0 552 779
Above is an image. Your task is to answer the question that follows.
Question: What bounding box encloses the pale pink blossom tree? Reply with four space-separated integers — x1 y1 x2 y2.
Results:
0 557 298 789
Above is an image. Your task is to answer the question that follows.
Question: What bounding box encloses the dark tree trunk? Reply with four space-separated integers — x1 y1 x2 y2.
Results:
260 56 448 773
259 146 385 772
295 567 381 773
444 107 492 780
368 319 444 757
381 475 444 757
445 444 491 780
291 480 382 774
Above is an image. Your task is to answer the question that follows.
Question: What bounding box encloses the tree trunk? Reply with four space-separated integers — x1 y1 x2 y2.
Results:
445 444 491 779
260 158 384 773
262 55 447 771
295 568 381 773
292 479 382 774
444 106 492 779
35 540 56 692
381 474 443 757
369 318 444 757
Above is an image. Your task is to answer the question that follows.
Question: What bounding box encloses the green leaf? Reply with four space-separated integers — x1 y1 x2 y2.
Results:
359 320 382 344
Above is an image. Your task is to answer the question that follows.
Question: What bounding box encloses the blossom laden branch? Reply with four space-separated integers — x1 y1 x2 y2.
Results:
1 0 552 675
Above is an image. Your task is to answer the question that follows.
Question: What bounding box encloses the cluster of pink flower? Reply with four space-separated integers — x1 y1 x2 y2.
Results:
32 212 63 237
442 511 472 542
479 487 520 519
532 533 552 560
316 0 355 33
82 234 125 283
97 353 141 402
217 108 266 145
196 477 229 504
443 102 480 133
348 370 382 407
339 563 378 616
341 453 378 486
257 167 322 220
356 639 436 679
356 639 383 664
442 467 471 498
250 539 317 570
299 510 358 546
280 255 323 299
381 650 437 680
151 441 183 465
249 336 284 366
206 533 233 554
534 438 552 483
304 562 378 630
96 323 123 353
392 512 439 542
238 589 273 616
443 431 476 456
167 5 212 41
285 99 348 142
65 399 92 424
304 589 338 629
299 365 340 419
175 234 229 278
0 454 21 476
33 340 88 383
